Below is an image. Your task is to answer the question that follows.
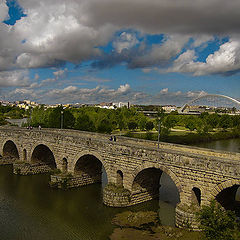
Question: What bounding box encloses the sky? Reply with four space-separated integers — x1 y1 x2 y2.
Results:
0 0 240 106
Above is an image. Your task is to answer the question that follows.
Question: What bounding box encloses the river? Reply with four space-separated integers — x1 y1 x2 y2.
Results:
0 138 239 240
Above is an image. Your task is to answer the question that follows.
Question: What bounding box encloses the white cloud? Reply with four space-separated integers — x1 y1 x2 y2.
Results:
113 32 139 53
166 39 240 75
116 83 130 93
0 70 29 87
160 88 168 94
53 68 67 78
0 1 9 22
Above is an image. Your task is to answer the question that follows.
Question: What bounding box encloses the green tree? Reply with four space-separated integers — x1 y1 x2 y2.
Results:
75 113 95 131
128 120 138 130
196 200 240 240
48 106 62 128
63 109 75 129
97 118 113 133
145 121 154 131
218 114 232 130
207 113 219 128
185 117 197 131
138 115 147 131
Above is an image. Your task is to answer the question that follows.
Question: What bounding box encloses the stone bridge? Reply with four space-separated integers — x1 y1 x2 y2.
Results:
0 126 240 229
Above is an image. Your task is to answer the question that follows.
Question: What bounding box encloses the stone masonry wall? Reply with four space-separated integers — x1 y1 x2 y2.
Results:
13 162 51 175
50 173 101 189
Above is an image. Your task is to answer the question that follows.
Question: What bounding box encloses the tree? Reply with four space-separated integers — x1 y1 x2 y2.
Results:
63 109 75 129
128 120 138 130
145 121 154 131
75 113 95 131
218 114 232 130
207 113 219 128
196 200 240 240
97 118 113 133
48 106 62 128
138 115 147 131
185 117 197 131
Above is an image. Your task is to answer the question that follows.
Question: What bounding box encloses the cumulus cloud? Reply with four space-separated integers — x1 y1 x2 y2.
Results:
166 39 240 75
0 1 9 22
113 32 139 53
116 83 130 93
53 68 67 78
0 70 29 87
1 0 240 72
0 0 240 98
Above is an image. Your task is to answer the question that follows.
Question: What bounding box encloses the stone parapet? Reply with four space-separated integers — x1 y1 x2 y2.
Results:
13 162 51 175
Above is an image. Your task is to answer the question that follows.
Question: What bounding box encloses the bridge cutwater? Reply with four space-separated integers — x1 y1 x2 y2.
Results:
0 126 240 230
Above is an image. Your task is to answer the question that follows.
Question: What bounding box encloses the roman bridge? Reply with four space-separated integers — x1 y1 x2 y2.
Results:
0 126 240 229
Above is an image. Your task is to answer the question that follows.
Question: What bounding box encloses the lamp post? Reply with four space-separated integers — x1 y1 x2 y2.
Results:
157 107 164 149
61 111 63 129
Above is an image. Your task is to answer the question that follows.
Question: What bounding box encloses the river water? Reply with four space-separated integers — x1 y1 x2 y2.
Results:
0 138 239 240
0 165 178 240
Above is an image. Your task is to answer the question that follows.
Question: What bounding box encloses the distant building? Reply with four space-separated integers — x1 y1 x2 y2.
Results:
162 105 177 112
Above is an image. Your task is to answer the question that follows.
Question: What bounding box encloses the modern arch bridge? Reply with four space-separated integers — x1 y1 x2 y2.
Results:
0 126 240 229
180 94 240 112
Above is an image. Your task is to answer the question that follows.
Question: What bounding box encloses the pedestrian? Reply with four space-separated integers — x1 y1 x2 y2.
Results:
39 125 41 130
109 136 113 141
113 136 116 141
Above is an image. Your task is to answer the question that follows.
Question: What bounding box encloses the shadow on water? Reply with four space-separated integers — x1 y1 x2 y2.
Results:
0 166 177 240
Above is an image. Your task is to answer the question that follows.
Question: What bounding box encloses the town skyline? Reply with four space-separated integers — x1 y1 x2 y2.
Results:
0 0 240 105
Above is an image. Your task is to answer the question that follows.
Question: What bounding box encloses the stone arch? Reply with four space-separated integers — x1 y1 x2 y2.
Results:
209 179 240 201
209 179 240 211
73 150 109 184
130 164 182 194
130 164 183 203
2 139 20 160
30 143 57 169
116 170 123 186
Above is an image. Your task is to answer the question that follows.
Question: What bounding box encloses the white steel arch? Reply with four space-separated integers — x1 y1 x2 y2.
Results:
180 94 240 112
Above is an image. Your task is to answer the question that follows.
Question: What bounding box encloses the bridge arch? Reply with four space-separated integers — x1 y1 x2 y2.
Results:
2 139 20 160
208 180 240 211
129 163 183 203
72 150 109 184
30 143 57 169
180 94 240 112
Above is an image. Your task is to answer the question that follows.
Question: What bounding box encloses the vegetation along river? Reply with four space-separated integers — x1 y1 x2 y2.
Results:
0 138 239 240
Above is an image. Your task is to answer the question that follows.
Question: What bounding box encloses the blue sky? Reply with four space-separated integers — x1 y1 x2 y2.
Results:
0 0 240 106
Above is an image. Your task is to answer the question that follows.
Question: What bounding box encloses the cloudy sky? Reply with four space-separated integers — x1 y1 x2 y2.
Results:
0 0 240 106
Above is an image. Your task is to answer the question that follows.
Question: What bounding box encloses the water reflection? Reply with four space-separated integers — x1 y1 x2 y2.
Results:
0 166 176 240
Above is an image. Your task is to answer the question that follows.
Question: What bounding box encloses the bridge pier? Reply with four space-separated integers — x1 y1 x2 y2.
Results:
175 203 200 230
13 162 52 175
50 171 102 189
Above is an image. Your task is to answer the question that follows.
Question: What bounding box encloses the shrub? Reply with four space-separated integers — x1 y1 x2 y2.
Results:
196 200 240 240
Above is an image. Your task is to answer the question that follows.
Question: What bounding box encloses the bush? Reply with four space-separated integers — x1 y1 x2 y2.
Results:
196 200 240 240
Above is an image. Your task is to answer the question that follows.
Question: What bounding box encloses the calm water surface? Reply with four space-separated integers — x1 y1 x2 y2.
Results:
193 138 240 153
0 166 177 240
